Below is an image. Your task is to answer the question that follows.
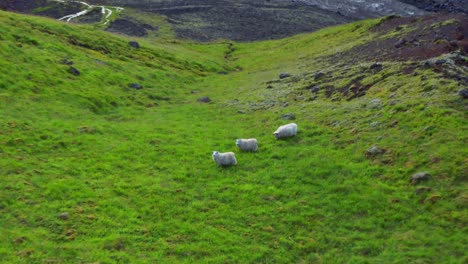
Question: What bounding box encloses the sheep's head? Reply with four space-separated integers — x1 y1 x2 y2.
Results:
212 151 219 159
273 132 279 139
235 139 241 146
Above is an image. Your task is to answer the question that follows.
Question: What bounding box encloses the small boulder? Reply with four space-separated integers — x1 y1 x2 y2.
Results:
370 62 383 71
435 59 446 65
411 172 430 184
310 85 320 93
279 73 291 79
129 83 143 90
458 89 468 99
197 96 211 103
129 41 140 49
281 113 296 120
314 72 325 80
69 66 80 76
58 212 69 220
365 145 385 157
394 38 407 48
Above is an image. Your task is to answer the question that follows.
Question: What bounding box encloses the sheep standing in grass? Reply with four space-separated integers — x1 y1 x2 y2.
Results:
236 138 258 152
212 151 237 166
273 123 298 139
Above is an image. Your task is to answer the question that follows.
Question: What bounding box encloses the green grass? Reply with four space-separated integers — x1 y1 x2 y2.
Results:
0 10 466 263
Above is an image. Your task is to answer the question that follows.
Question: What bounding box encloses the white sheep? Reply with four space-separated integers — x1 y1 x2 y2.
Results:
273 123 298 139
212 151 237 166
235 138 258 152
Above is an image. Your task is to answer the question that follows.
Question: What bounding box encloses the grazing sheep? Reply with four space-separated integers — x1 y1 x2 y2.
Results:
273 123 298 139
212 151 237 166
235 138 258 152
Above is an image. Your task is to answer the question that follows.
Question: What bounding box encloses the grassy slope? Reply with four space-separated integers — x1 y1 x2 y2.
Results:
0 10 466 263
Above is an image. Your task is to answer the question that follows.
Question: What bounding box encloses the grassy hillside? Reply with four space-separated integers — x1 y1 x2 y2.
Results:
0 10 467 263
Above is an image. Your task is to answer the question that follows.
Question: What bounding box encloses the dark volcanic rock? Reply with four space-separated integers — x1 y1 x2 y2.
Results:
197 96 211 103
370 62 383 71
311 85 320 93
314 72 325 80
128 41 140 49
459 88 468 99
106 19 148 37
279 73 291 79
129 83 143 90
1 0 88 20
399 0 468 14
69 66 80 76
328 13 468 62
92 0 356 41
394 38 407 48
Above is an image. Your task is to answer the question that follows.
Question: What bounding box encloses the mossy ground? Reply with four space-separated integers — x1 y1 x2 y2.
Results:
0 10 466 263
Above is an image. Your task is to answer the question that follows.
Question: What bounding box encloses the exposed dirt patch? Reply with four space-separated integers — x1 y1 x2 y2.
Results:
331 13 468 63
338 76 372 100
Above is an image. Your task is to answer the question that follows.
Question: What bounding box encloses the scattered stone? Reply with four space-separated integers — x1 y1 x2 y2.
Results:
279 73 291 79
423 61 434 68
129 83 143 90
370 62 383 71
365 145 385 157
435 59 446 65
191 90 199 94
197 96 211 103
394 38 407 48
310 85 320 93
421 75 427 81
281 113 296 120
459 89 468 99
411 171 430 184
314 72 325 80
68 66 80 76
58 212 69 220
266 85 273 89
282 102 289 108
415 186 432 194
238 110 246 114
128 41 140 49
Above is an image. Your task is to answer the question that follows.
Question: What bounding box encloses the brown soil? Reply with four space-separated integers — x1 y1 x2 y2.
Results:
332 13 468 63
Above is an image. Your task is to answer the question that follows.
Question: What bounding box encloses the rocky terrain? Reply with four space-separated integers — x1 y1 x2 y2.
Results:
399 0 468 13
0 0 467 41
